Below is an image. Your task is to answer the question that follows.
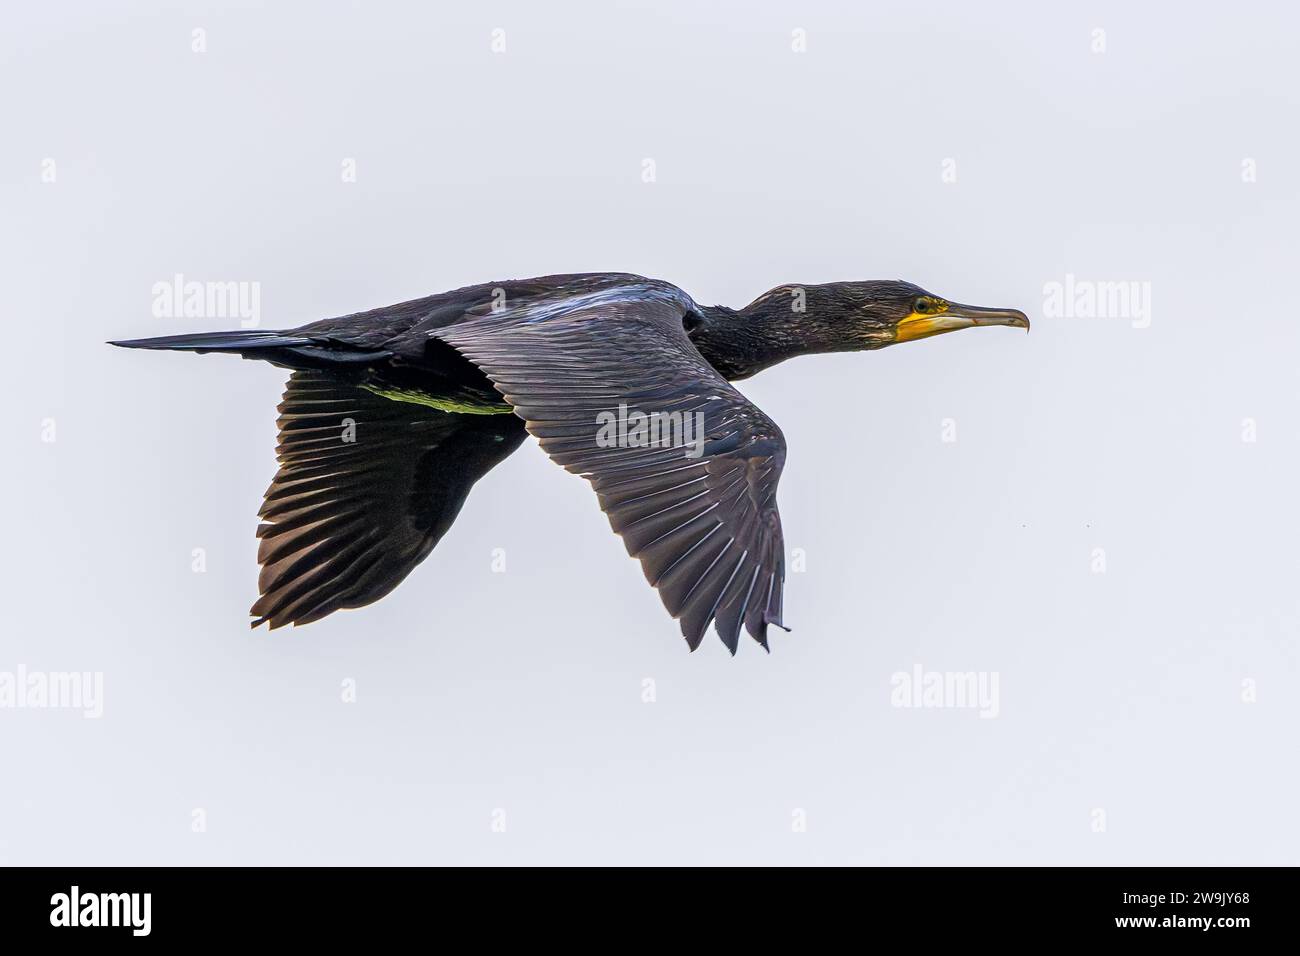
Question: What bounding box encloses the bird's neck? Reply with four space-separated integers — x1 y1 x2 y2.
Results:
690 287 854 381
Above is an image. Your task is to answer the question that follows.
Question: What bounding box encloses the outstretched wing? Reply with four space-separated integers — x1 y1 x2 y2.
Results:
438 295 787 652
251 371 526 628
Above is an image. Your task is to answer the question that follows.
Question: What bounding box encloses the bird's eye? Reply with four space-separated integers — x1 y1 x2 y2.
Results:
915 298 933 314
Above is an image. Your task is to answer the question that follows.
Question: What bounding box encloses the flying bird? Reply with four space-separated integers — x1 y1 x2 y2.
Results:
112 274 1028 652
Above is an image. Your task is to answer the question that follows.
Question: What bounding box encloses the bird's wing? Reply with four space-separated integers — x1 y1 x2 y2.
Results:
251 371 525 628
437 295 788 652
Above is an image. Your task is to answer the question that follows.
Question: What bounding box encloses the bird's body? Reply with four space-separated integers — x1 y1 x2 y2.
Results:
112 272 1028 651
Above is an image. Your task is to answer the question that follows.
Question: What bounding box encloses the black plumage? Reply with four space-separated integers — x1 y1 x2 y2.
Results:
251 372 525 628
112 272 1027 652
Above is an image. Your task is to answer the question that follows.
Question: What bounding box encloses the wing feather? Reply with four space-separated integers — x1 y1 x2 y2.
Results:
249 371 526 628
438 292 788 652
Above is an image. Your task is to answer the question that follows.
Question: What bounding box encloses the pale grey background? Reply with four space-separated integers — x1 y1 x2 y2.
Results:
3 0 1297 865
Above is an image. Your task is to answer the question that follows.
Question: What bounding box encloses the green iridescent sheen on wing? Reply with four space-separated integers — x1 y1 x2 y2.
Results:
359 383 513 415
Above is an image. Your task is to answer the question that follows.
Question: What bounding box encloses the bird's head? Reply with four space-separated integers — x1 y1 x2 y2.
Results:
800 279 1030 348
695 279 1030 379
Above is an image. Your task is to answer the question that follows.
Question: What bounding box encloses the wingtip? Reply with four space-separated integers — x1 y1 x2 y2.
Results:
715 620 742 656
764 610 791 634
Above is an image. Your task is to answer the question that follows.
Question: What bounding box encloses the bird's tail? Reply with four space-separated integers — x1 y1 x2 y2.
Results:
109 329 386 369
108 329 311 355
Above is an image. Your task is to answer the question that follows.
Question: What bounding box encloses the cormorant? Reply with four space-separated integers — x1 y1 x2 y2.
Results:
111 273 1028 652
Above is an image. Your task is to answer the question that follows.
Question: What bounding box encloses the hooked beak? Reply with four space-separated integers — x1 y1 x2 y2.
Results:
895 302 1031 343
